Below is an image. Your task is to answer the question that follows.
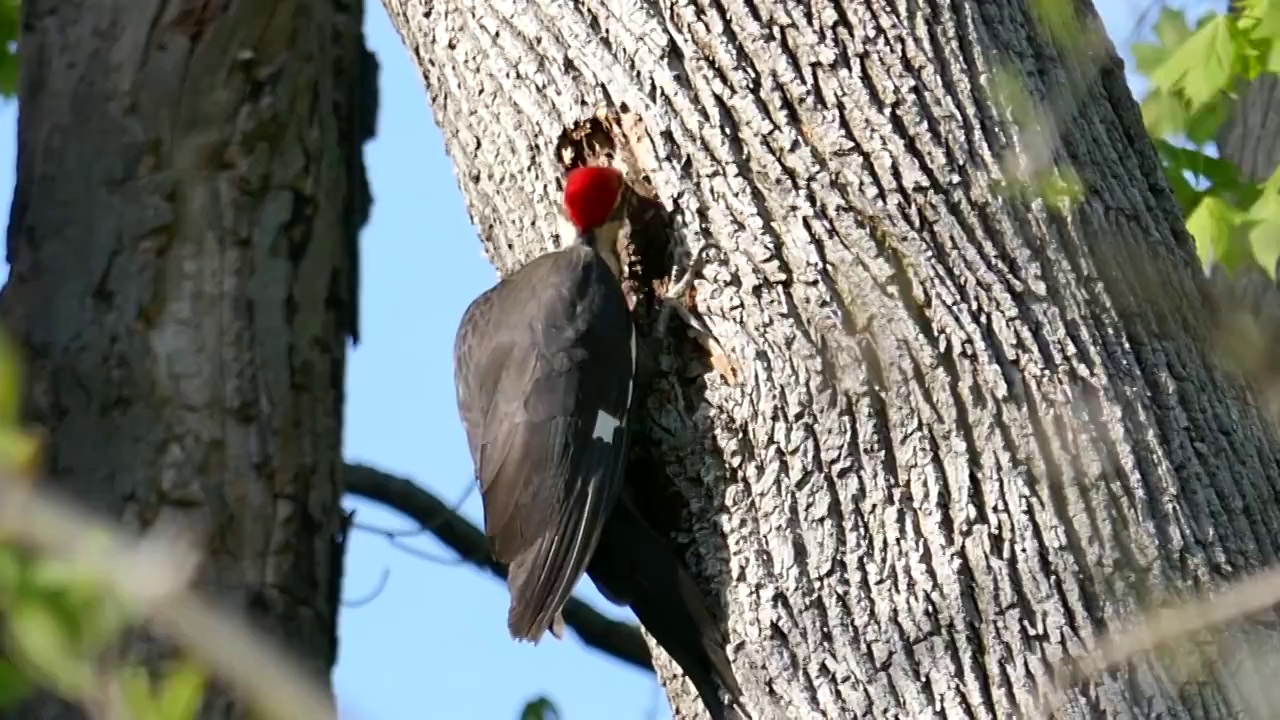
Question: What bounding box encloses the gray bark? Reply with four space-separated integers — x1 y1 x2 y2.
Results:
383 0 1280 718
1216 72 1280 184
1 1 373 717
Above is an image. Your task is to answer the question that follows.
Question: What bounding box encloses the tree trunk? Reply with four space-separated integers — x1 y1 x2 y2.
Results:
382 0 1280 717
1 1 373 717
1217 72 1280 185
1217 0 1280 187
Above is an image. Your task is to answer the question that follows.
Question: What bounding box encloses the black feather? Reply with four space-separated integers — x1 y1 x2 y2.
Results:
588 495 744 720
454 245 633 642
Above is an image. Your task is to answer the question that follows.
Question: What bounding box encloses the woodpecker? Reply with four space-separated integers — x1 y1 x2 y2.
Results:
454 165 636 642
454 165 743 719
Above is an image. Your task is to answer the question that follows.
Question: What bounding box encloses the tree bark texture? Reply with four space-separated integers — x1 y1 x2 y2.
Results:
384 0 1280 717
1 1 374 717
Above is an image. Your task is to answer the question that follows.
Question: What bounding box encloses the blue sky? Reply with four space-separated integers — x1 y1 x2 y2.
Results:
0 1 1212 719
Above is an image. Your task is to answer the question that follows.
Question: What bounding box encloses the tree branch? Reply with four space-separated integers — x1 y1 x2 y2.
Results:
342 462 654 673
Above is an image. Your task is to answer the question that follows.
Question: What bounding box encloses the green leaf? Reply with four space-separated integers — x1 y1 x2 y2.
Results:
1240 0 1280 42
0 0 15 98
1163 167 1202 214
1141 91 1189 138
1153 140 1236 184
1149 15 1238 110
26 551 128 654
0 546 24 600
120 665 161 720
27 557 85 590
1266 38 1280 74
1264 164 1280 196
1246 192 1280 277
1135 0 1278 276
1187 195 1252 270
8 595 94 696
155 662 206 720
1157 148 1203 212
1154 7 1194 50
521 696 561 720
1152 140 1256 205
1132 42 1169 76
0 330 22 426
0 54 19 99
1247 221 1280 277
0 429 41 475
1183 95 1232 146
0 659 31 707
0 330 37 474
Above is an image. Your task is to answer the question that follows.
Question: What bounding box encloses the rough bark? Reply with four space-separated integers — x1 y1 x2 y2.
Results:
383 0 1280 717
1 1 374 717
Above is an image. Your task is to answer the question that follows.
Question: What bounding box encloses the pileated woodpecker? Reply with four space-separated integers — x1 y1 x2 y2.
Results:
453 166 743 718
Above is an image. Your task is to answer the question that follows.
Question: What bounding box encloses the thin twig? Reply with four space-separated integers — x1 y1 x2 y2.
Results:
342 566 391 608
342 462 655 673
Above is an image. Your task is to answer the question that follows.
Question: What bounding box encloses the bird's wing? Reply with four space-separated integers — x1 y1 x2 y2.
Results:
457 250 634 641
454 285 500 467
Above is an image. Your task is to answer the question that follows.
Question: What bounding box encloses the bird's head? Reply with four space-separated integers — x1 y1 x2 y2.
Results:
561 165 630 278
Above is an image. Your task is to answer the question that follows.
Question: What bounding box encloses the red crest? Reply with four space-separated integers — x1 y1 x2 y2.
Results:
562 166 623 231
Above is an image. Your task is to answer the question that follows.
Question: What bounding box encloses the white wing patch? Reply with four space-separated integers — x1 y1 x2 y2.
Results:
592 325 638 442
592 410 622 441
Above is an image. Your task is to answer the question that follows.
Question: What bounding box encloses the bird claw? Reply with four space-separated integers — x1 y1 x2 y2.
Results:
656 244 739 385
663 242 711 301
656 243 711 337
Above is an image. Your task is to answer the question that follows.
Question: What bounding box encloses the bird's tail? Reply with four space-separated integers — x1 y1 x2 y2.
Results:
587 497 744 720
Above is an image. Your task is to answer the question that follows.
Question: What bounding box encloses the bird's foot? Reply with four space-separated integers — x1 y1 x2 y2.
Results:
656 242 711 337
656 244 739 385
